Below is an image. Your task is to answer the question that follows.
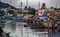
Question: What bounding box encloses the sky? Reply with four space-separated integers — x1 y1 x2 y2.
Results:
1 0 60 9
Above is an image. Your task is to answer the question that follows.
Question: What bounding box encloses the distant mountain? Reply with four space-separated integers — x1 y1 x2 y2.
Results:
0 1 17 9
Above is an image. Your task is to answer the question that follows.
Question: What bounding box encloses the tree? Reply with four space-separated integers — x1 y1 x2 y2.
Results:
24 6 28 10
30 8 36 15
9 10 14 14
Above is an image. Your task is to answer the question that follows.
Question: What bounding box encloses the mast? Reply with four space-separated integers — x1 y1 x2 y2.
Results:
26 0 28 8
21 2 22 10
10 0 12 5
38 0 40 9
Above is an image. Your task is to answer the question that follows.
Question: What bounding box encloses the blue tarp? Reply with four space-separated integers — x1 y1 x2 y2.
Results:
39 16 48 21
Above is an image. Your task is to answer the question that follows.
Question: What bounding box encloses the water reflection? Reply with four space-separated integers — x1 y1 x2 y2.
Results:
2 20 48 37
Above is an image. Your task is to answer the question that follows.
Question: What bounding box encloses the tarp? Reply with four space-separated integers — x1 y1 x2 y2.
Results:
39 16 48 21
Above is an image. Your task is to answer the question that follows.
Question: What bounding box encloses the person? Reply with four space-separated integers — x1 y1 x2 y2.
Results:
38 3 48 17
38 3 48 21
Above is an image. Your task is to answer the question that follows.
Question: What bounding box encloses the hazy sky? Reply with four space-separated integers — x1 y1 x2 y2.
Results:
1 0 60 9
